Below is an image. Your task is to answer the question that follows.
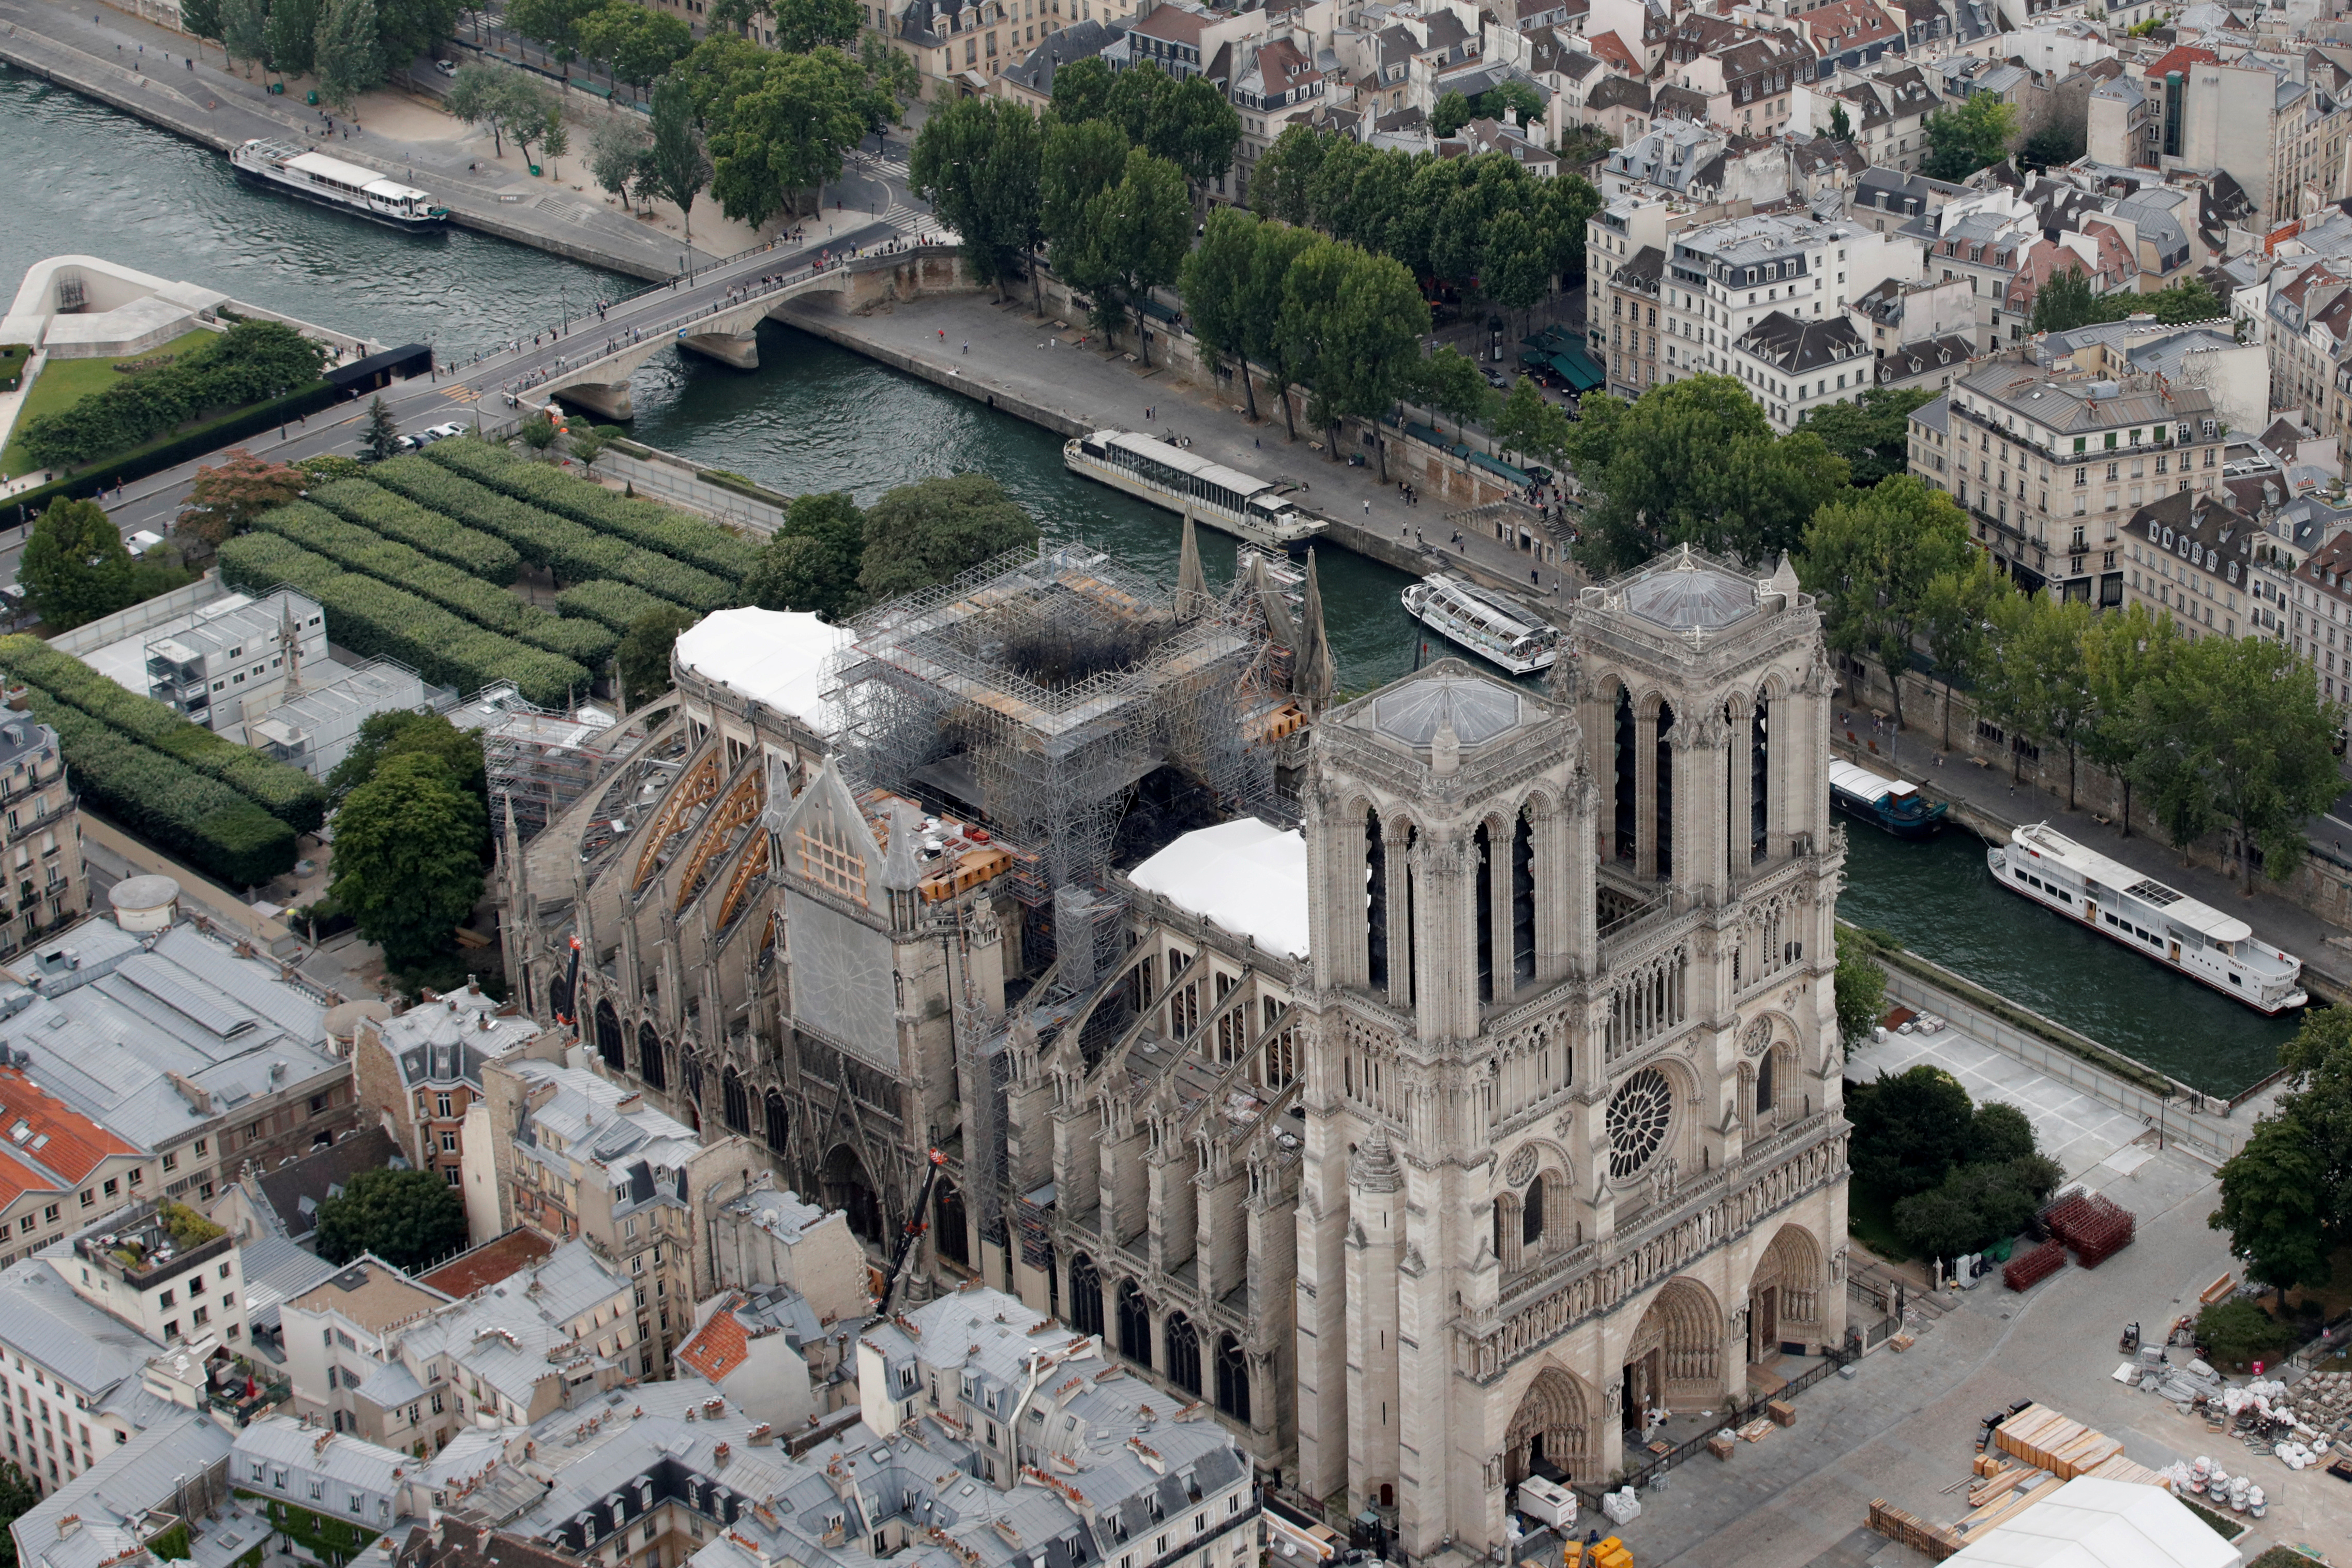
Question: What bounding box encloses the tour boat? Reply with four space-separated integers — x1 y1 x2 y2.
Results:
1400 574 1559 674
1064 431 1325 553
1987 822 2307 1014
1828 758 1948 839
230 140 448 231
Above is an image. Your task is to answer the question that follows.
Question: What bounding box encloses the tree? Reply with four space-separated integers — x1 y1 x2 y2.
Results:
2210 1110 2335 1308
509 92 551 167
577 2 692 93
1182 206 1266 418
589 118 647 205
1040 116 1131 266
327 709 488 814
1154 74 1242 198
1432 89 1474 137
516 413 559 458
179 448 303 547
2079 599 2179 835
1833 925 1888 1050
2129 631 2343 889
747 490 864 619
181 0 225 62
567 425 606 473
361 396 401 462
1309 248 1427 482
314 1166 471 1270
1477 79 1544 127
1967 1101 2039 1165
1921 92 2018 182
2021 119 2084 172
1048 55 1114 127
1920 554 2009 750
16 500 133 630
912 96 1044 303
707 0 857 50
1846 1063 1973 1199
1247 120 1324 225
1411 346 1494 442
540 111 570 178
0 1461 32 1567
646 74 713 244
1798 473 1972 731
2145 275 2227 324
313 0 387 114
504 0 604 84
1551 123 1615 171
1828 100 1853 141
1064 148 1192 365
1483 207 1553 335
1570 375 1848 574
447 62 544 158
2194 1299 2302 1370
617 604 698 707
2029 265 2110 335
1977 588 2096 802
1893 1154 2061 1261
1243 220 1321 441
373 0 460 73
858 473 1041 601
223 0 267 73
1800 386 1934 489
860 35 922 115
328 752 487 968
706 49 870 229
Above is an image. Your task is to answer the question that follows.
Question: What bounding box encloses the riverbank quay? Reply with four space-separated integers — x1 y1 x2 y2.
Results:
0 0 702 278
780 289 1576 628
1833 722 2352 1011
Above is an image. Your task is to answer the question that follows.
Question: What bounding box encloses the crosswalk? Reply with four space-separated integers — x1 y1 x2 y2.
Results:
442 383 483 403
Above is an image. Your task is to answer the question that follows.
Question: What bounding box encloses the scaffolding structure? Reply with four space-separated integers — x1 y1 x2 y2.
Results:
463 685 628 842
828 544 1292 904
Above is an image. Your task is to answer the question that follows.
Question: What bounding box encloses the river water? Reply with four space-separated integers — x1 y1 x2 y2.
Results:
3 64 2299 1092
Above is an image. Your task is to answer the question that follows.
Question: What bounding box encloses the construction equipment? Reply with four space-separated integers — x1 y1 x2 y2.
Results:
555 934 582 1033
874 1148 947 1319
2119 1322 2140 1353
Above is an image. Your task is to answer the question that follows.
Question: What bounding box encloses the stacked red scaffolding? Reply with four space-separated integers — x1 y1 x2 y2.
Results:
2003 1239 2068 1291
2045 1192 2136 1267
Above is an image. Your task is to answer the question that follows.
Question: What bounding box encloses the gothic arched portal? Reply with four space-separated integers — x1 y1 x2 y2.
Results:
1504 1366 1594 1487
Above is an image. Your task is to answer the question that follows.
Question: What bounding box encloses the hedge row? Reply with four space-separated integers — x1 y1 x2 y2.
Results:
26 692 296 887
217 534 591 708
366 455 736 612
0 635 326 833
553 579 682 633
251 503 616 666
306 478 521 584
425 439 762 578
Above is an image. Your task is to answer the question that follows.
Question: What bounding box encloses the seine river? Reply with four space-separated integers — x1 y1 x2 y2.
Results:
2 62 2296 1092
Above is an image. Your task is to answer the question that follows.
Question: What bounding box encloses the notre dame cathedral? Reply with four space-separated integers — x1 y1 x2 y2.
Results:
502 540 1849 1563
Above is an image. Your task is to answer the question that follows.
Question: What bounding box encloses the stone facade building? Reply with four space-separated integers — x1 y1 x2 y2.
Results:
496 545 1851 1559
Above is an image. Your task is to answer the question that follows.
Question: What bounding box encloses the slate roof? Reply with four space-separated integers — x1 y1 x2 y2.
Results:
254 1126 401 1242
1735 310 1869 373
0 1256 159 1399
1877 333 1976 383
11 1411 234 1568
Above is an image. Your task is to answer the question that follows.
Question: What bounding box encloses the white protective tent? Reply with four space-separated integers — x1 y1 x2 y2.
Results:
1944 1477 2242 1568
672 607 852 735
1129 817 1310 959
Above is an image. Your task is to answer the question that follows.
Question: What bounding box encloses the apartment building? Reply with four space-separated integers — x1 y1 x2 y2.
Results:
54 1196 248 1349
0 913 359 1209
1730 311 1879 427
232 1417 427 1534
468 1061 759 1378
1586 191 1729 395
2120 490 2259 639
0 716 84 957
0 1067 143 1273
352 986 555 1216
281 1240 638 1446
1922 351 2230 602
1658 210 1913 384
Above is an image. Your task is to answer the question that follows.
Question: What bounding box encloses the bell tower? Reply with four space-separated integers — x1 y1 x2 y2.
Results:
1294 550 1849 1563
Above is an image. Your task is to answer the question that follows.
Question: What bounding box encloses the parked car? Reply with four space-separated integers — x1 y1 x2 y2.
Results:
424 421 468 441
433 57 457 75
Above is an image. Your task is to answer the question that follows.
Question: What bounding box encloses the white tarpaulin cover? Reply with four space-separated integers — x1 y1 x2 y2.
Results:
1129 817 1310 959
1945 1477 2242 1568
672 607 851 733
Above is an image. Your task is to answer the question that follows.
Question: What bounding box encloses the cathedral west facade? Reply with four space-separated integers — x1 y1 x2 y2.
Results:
500 543 1850 1563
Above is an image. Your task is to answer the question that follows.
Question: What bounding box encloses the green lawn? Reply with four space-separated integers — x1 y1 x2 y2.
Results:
2 328 220 478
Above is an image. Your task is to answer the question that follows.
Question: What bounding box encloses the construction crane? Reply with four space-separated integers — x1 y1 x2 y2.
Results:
875 1147 947 1319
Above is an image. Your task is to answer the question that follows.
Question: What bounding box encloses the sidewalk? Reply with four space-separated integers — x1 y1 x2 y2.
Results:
1845 720 2352 998
793 291 1580 611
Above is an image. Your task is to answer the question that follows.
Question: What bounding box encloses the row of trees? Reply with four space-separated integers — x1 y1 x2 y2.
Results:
185 0 455 109
1246 122 1599 314
738 472 1040 624
1800 474 2343 892
2029 267 2229 334
18 319 326 470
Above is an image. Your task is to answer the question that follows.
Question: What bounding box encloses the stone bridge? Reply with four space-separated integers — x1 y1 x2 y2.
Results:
531 245 974 420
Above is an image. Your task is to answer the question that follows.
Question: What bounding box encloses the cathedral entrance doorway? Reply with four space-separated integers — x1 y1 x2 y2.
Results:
1620 1276 1723 1425
1750 1287 1780 1364
1503 1366 1593 1487
1619 1353 1661 1432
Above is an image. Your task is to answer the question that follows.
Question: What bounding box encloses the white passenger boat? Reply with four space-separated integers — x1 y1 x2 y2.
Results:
1400 573 1559 674
1987 822 2306 1014
230 140 448 231
1064 431 1325 553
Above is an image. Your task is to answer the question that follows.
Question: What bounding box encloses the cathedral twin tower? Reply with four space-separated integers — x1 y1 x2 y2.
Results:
1292 548 1850 1556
